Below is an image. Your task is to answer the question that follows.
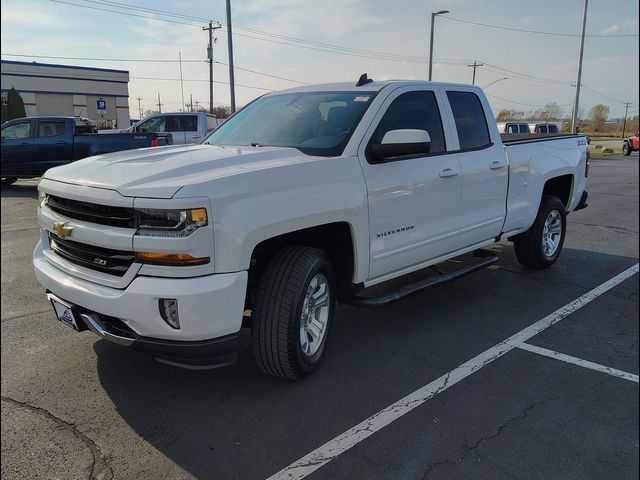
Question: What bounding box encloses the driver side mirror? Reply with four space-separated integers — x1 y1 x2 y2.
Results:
369 129 431 163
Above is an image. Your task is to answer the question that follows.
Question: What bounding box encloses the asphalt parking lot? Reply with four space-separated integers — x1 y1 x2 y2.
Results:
1 155 638 480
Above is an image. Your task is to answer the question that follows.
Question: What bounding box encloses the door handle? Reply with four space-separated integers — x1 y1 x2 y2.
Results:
192 135 201 139
56 140 66 144
439 168 459 178
490 161 506 170
20 142 30 146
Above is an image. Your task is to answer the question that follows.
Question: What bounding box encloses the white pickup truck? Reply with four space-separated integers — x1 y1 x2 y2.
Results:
100 112 221 144
33 77 590 379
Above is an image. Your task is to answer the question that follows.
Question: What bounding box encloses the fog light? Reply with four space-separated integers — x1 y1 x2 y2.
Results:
159 299 180 329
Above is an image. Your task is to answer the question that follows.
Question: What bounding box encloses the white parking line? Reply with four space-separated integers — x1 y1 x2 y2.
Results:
266 263 639 480
515 342 639 383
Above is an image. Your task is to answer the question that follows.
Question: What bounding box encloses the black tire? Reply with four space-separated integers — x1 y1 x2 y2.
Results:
622 142 631 156
251 246 336 380
513 195 566 269
1 177 17 187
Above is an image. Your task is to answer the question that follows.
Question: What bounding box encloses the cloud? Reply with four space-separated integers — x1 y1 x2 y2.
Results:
601 18 639 35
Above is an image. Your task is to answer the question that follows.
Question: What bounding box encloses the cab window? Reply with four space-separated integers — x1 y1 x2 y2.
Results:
447 91 491 150
370 91 446 155
1 121 32 139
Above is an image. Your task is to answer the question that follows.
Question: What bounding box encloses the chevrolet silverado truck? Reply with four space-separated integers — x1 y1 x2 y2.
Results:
1 116 172 184
33 77 590 380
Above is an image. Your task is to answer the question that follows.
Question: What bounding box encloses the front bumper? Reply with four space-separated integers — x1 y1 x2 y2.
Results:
35 239 248 366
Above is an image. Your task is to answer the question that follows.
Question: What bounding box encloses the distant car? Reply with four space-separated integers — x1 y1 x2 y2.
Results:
622 131 639 156
497 122 531 134
529 122 562 134
100 112 222 145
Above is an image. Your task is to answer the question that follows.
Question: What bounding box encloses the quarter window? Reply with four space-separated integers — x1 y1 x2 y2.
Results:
1 121 31 139
447 91 491 150
370 91 446 155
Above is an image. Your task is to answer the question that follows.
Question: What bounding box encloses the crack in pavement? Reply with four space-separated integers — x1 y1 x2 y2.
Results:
571 221 639 235
1 395 114 480
421 399 552 479
1 309 52 323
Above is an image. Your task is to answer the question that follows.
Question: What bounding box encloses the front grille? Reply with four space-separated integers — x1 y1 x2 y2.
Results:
49 233 135 277
47 195 135 228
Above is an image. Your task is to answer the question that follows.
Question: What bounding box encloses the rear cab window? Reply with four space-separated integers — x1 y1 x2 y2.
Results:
367 90 446 162
170 115 198 132
37 121 66 137
446 91 492 150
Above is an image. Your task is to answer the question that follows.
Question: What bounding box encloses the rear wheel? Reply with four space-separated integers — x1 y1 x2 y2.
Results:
622 142 631 156
251 246 335 380
514 195 566 269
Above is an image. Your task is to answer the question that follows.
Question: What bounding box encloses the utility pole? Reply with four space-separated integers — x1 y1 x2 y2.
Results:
156 92 162 113
621 102 632 138
226 0 236 113
179 52 185 112
467 61 484 85
571 0 588 134
136 96 143 119
189 93 193 112
203 21 222 114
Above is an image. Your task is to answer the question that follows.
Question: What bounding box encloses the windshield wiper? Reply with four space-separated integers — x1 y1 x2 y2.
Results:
250 142 264 147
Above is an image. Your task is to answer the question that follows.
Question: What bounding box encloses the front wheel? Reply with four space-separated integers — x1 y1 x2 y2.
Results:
251 246 336 380
622 142 631 156
513 195 567 269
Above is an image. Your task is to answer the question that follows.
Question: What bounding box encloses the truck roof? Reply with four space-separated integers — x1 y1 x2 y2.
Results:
266 80 480 96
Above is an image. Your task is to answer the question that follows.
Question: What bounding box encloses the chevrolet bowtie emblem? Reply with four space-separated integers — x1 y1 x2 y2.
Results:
53 222 73 238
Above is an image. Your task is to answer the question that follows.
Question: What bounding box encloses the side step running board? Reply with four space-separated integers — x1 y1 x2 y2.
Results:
343 249 499 308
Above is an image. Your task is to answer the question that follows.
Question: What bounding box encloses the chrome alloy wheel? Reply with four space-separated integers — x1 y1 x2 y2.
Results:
299 273 330 357
542 209 562 257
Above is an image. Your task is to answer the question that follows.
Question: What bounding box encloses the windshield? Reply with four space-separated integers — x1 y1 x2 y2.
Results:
204 91 376 157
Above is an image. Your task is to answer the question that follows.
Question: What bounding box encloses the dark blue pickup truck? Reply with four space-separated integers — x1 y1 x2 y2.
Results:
1 116 172 185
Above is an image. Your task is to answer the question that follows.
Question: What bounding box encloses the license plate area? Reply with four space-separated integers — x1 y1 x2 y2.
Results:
48 295 87 332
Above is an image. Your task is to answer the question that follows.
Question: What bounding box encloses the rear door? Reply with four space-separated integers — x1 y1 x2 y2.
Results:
1 120 35 177
358 87 462 279
442 89 508 246
32 119 73 174
169 115 199 144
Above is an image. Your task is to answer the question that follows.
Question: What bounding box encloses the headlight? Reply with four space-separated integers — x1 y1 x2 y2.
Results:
135 207 208 237
39 192 48 208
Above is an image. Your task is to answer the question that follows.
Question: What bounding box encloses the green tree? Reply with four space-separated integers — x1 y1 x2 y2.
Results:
588 104 610 132
4 87 26 122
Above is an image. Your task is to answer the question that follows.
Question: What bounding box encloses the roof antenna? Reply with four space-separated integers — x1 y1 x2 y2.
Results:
356 73 373 87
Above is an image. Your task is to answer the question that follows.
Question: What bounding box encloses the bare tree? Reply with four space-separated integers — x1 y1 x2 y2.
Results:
588 104 610 132
496 109 525 122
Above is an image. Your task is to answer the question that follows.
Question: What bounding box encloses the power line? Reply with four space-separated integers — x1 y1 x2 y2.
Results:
485 93 572 108
442 15 639 38
2 53 305 85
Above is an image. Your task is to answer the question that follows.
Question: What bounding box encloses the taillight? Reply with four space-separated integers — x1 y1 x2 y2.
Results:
150 138 159 147
585 148 590 177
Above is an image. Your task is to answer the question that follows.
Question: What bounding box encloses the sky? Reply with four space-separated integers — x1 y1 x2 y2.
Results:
1 0 638 119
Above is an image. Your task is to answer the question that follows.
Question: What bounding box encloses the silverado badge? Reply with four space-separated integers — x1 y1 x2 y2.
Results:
52 222 73 238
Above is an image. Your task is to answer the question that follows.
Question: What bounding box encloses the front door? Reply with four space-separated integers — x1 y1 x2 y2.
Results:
32 119 73 176
1 120 35 177
358 87 462 280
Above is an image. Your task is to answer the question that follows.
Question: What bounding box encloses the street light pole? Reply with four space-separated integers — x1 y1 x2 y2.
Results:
226 0 236 113
571 0 588 134
428 10 449 81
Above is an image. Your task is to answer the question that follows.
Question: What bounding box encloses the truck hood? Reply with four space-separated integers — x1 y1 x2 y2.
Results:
43 144 318 198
